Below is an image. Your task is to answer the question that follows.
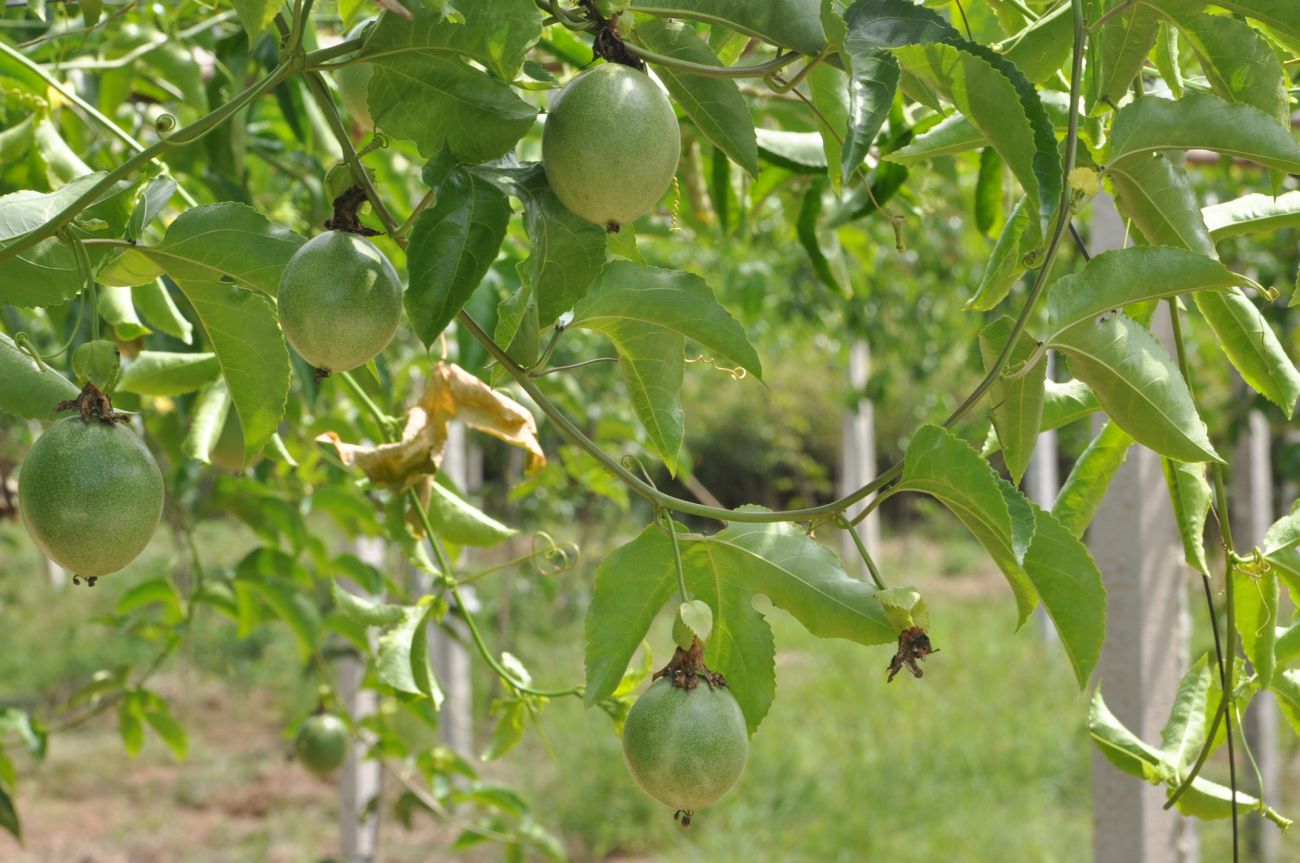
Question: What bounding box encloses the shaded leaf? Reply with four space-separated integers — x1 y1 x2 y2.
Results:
0 332 79 421
1162 459 1212 575
1051 420 1131 538
978 316 1044 484
117 351 219 397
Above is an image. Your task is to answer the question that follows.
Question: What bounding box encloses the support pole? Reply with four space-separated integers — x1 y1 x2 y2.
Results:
838 339 880 574
1089 195 1195 863
338 535 384 863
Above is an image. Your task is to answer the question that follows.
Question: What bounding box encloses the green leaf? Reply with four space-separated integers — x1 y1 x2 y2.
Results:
876 586 929 631
570 262 762 472
119 695 145 757
983 378 1102 456
897 425 1037 623
974 148 1004 236
499 164 606 326
126 176 176 241
99 285 150 340
0 709 46 761
117 351 220 397
425 481 516 547
1160 654 1213 776
378 604 443 705
797 178 847 294
116 576 185 622
0 785 19 842
1089 687 1173 784
585 518 894 733
1153 20 1184 99
1195 289 1300 416
1235 565 1279 688
1162 459 1211 575
236 554 322 661
140 692 188 761
1021 504 1107 686
1263 507 1300 556
1001 1 1072 85
1089 2 1159 109
1162 10 1288 127
0 174 135 308
1215 0 1300 56
636 20 758 177
839 49 899 186
1050 313 1220 463
886 113 985 165
807 64 849 192
0 332 79 421
978 316 1044 484
1107 153 1215 257
967 196 1030 311
331 580 407 627
182 379 230 464
756 129 828 172
1204 191 1300 240
406 169 511 346
1106 92 1300 175
675 598 714 647
1045 246 1237 338
1051 420 1131 538
1276 621 1300 667
132 280 193 343
633 0 827 54
891 39 1060 231
361 7 541 161
229 0 286 41
483 700 528 761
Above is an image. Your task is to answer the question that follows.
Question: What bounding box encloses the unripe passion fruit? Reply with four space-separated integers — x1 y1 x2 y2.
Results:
542 63 681 229
621 678 748 812
277 231 403 372
295 713 349 776
19 417 164 579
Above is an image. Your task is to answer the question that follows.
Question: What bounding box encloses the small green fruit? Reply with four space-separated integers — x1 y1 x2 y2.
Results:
277 231 403 372
19 417 164 579
295 713 349 777
542 63 681 229
621 678 748 812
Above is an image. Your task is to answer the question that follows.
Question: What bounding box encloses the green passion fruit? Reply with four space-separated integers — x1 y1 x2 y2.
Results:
621 678 748 815
295 713 349 776
277 230 403 373
541 63 681 229
19 417 164 582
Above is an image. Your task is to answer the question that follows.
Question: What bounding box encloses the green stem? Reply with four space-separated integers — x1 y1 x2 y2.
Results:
663 511 690 603
836 515 887 590
336 371 397 428
625 42 801 78
409 492 582 699
0 56 302 267
0 39 199 207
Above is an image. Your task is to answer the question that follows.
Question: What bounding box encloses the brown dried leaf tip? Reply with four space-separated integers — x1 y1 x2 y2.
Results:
887 626 938 682
653 637 727 691
55 383 130 424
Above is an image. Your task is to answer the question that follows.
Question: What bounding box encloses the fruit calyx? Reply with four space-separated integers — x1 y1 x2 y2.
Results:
887 625 939 682
653 636 727 692
54 382 129 425
324 185 382 237
576 0 643 70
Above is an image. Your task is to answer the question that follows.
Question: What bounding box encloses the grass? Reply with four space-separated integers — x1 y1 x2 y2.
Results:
0 514 1294 861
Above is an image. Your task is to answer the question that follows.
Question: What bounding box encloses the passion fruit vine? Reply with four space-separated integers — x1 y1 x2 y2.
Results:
621 643 748 824
542 62 681 230
19 410 164 584
277 230 403 374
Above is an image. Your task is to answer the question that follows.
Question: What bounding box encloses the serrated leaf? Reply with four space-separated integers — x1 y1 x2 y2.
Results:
570 262 761 472
897 425 1037 623
1001 1 1072 85
1089 2 1159 108
1162 459 1211 575
1153 20 1183 99
1107 153 1215 258
1263 508 1300 557
968 196 1030 311
406 169 511 346
974 148 1004 236
636 20 758 177
1235 564 1279 688
1051 420 1131 539
1106 92 1300 175
979 316 1044 484
0 332 79 421
586 518 893 733
378 605 442 705
807 64 849 192
183 379 230 465
886 113 985 165
1160 654 1213 776
1045 246 1238 338
1215 0 1300 55
1163 10 1288 127
1051 313 1220 463
839 49 899 186
117 351 219 397
1197 289 1300 416
361 7 540 161
983 378 1101 456
634 0 826 54
229 0 286 40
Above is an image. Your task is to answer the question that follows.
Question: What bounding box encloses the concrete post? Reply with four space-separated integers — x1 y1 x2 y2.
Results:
1028 354 1060 643
838 339 881 574
1089 195 1195 863
338 535 384 863
1232 409 1280 863
430 421 475 757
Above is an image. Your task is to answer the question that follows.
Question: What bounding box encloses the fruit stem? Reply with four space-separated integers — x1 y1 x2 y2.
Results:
662 510 690 604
